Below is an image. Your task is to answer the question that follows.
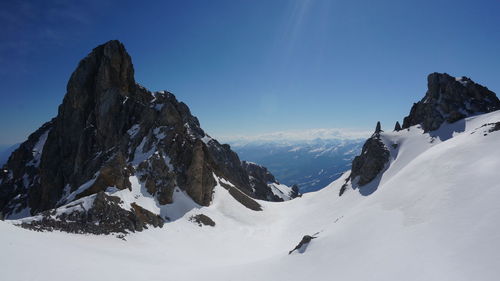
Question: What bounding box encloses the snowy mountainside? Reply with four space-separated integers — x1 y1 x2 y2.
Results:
1 110 500 281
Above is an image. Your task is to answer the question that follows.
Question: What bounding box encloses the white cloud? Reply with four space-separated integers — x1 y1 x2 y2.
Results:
216 128 372 144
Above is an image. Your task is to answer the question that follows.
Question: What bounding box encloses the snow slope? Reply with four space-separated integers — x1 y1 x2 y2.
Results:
1 111 500 281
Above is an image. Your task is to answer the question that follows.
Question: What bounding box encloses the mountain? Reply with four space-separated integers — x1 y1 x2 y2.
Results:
229 138 364 193
1 45 499 281
402 73 500 131
1 72 500 280
340 72 500 195
0 40 294 233
0 144 19 166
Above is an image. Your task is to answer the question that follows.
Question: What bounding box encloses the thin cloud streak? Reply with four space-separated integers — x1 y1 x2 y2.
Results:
216 128 372 143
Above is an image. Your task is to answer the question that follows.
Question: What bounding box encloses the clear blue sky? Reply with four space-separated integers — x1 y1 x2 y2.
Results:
1 0 499 145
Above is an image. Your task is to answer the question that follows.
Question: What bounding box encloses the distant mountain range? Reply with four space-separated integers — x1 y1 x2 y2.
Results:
228 138 364 193
0 144 19 166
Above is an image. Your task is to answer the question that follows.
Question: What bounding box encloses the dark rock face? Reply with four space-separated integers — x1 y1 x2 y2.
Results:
488 122 500 133
218 181 262 211
241 161 288 201
290 184 300 198
189 214 215 227
375 121 382 134
0 40 290 233
242 161 276 184
349 123 389 186
20 192 163 234
402 73 500 132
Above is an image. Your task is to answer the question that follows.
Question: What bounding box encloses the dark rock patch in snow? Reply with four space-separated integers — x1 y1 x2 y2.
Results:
219 182 262 211
189 214 215 227
289 235 317 255
473 122 500 137
339 176 350 196
487 122 500 133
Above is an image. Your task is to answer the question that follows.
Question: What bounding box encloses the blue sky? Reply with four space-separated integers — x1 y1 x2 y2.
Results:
0 0 499 145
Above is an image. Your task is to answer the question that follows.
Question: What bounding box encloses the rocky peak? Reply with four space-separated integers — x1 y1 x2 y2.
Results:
374 121 382 134
402 72 500 131
340 122 389 195
0 40 293 233
241 161 276 184
394 121 401 131
66 40 135 98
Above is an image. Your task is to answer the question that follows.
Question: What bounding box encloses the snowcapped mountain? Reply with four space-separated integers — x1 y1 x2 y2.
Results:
0 42 499 281
0 40 294 233
230 138 364 193
1 108 500 281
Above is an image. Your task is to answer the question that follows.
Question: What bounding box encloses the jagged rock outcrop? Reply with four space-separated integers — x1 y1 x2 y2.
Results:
394 121 402 131
242 161 276 184
348 122 389 186
488 122 500 133
242 161 282 201
189 214 215 227
20 192 163 234
242 161 299 201
290 184 300 198
0 40 292 233
402 73 500 132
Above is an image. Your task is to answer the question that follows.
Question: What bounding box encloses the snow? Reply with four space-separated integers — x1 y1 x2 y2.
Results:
105 175 200 221
112 175 160 214
1 111 500 280
201 134 213 145
153 103 164 111
131 137 155 166
152 126 167 140
455 76 469 86
59 176 98 204
163 154 174 171
7 205 31 220
27 129 50 167
268 182 293 200
126 124 140 138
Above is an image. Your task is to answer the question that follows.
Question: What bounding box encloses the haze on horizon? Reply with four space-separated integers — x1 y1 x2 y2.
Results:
0 0 499 145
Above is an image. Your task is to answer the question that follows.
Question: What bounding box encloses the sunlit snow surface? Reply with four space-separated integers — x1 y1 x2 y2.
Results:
2 111 500 281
